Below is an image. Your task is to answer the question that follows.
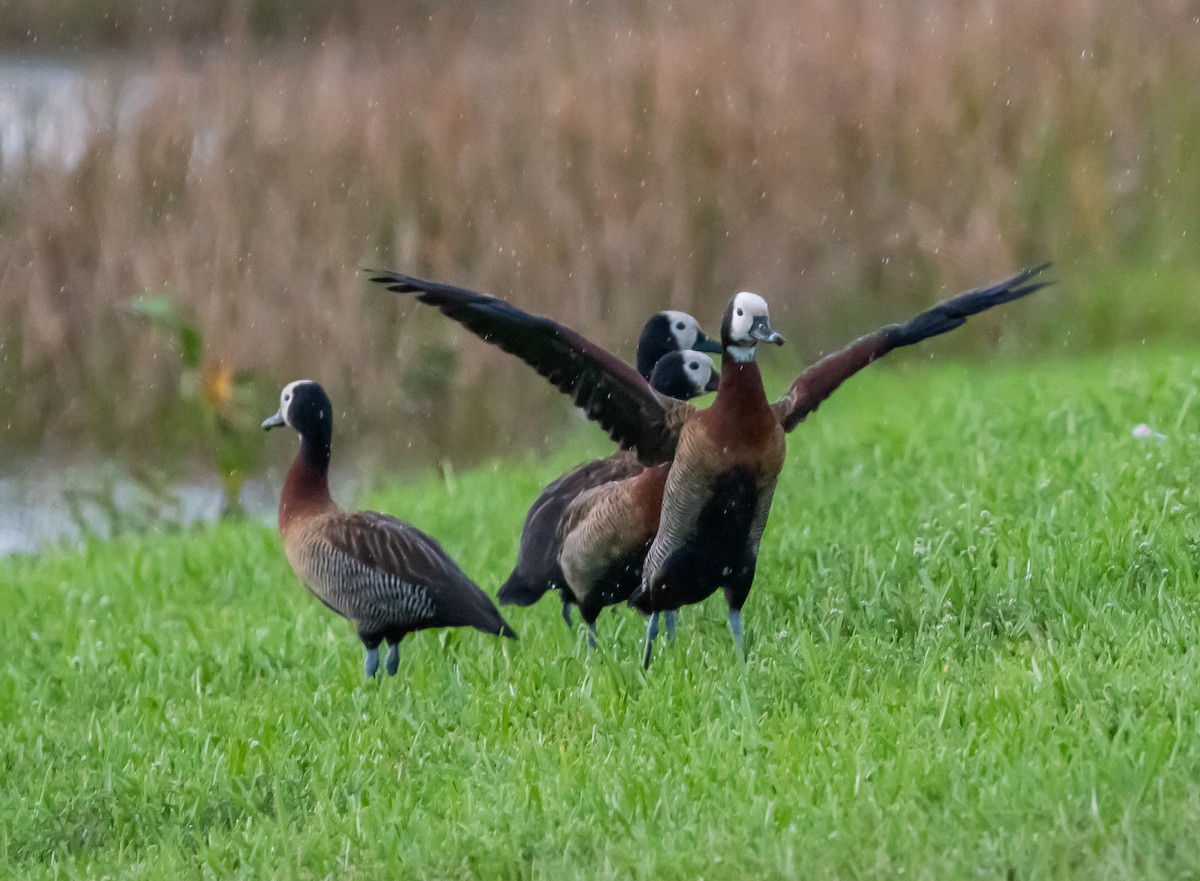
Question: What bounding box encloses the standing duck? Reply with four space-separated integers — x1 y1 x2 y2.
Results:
545 351 718 645
263 380 516 679
500 338 720 623
370 265 1049 665
630 293 786 667
556 461 671 646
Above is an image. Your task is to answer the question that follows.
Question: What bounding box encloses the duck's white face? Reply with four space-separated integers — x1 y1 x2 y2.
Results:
279 379 317 427
723 291 784 362
263 379 317 431
663 310 702 351
728 292 771 342
678 350 717 394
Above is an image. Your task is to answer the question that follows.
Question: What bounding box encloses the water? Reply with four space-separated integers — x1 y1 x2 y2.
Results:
0 58 91 168
0 59 258 555
0 462 277 555
0 56 157 171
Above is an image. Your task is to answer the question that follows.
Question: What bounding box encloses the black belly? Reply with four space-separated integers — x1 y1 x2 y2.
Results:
578 540 654 623
646 467 760 610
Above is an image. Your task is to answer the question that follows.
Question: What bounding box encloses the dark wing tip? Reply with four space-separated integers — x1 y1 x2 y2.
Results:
888 263 1054 348
366 268 425 294
948 263 1055 314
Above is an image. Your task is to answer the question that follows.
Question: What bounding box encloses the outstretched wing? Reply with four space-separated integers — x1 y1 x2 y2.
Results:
370 269 692 464
772 264 1051 431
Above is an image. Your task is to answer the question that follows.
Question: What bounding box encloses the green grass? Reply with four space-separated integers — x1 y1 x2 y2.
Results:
5 350 1200 879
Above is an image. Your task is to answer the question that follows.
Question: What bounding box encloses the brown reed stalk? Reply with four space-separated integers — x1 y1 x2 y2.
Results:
1 0 1198 465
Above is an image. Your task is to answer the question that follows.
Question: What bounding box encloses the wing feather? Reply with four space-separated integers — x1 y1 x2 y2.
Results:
772 264 1050 431
319 511 507 633
370 270 692 464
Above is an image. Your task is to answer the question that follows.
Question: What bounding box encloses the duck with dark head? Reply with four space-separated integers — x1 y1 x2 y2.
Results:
264 380 516 680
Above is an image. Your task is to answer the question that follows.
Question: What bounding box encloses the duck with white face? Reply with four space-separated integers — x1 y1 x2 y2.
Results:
370 263 1049 667
549 349 719 646
721 292 787 362
630 291 787 665
647 349 721 398
636 310 723 378
263 379 516 680
495 308 721 623
498 347 719 631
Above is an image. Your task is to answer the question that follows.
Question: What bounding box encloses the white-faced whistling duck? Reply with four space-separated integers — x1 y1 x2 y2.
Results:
263 380 516 679
552 351 718 647
499 315 720 625
370 264 1050 667
635 311 723 379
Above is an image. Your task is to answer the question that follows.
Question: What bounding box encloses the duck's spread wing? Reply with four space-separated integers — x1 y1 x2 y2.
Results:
771 264 1051 431
370 269 689 464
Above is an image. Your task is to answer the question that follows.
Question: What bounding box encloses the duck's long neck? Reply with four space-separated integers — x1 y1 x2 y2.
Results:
280 436 334 531
636 340 667 381
714 349 771 417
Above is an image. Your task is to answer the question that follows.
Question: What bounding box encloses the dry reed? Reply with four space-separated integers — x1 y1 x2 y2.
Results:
2 0 1198 465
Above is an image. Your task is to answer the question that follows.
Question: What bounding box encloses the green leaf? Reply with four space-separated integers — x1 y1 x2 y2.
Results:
179 325 204 369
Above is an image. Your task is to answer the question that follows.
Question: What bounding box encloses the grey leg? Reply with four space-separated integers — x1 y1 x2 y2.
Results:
664 611 677 640
364 646 380 679
561 602 574 628
587 621 598 650
728 608 745 661
642 612 660 670
385 642 400 676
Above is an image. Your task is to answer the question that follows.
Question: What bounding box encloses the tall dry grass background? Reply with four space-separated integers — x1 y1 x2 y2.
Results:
2 0 1199 467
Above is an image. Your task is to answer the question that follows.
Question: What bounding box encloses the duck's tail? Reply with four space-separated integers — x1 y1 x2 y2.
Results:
497 568 551 607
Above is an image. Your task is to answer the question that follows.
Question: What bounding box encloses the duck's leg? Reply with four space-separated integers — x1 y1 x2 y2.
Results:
578 601 601 650
664 611 677 640
364 646 380 679
641 612 661 669
361 631 386 680
385 640 401 676
728 608 745 662
561 598 574 628
724 571 754 663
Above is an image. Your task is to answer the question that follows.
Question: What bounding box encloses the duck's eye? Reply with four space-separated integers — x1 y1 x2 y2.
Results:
736 308 744 317
676 322 686 331
689 362 699 370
